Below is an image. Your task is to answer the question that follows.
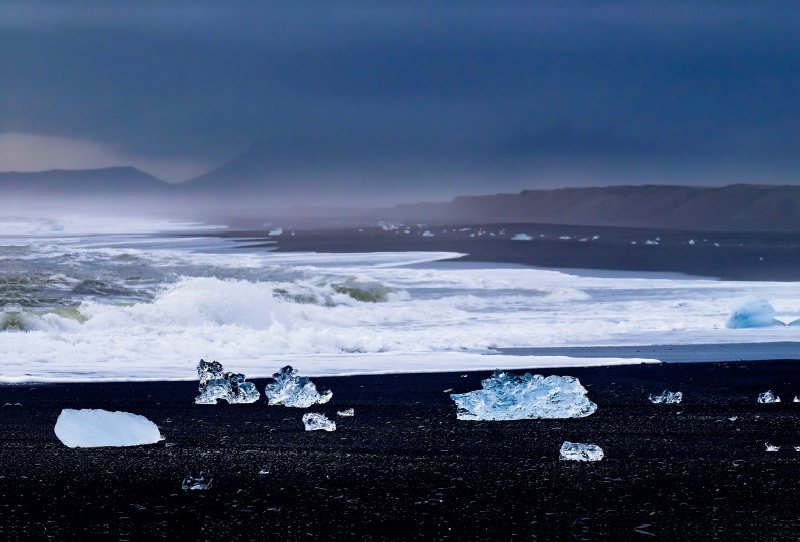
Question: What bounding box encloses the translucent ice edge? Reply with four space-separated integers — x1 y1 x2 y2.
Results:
0 353 659 383
451 370 598 421
54 408 162 448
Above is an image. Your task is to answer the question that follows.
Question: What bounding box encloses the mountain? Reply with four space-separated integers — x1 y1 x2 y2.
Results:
383 184 800 231
0 167 173 196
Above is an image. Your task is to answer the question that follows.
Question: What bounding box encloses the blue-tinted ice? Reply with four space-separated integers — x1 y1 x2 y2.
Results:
265 365 332 408
649 390 682 404
725 297 782 328
450 370 597 421
195 359 261 405
302 412 336 431
757 390 780 403
560 441 604 461
182 470 212 490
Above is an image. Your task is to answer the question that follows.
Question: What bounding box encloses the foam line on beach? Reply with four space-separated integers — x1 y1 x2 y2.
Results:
0 353 659 383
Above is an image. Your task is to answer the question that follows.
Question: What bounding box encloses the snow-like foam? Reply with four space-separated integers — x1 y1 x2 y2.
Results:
3 231 800 381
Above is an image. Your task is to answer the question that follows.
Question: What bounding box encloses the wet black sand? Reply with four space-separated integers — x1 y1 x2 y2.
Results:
3 361 800 540
247 224 800 281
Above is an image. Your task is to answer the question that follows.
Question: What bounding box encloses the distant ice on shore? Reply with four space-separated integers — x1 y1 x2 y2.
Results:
726 297 783 328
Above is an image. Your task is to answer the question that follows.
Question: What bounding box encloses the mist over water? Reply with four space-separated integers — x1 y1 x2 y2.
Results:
2 214 800 382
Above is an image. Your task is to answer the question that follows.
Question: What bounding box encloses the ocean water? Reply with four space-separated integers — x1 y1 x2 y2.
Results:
2 216 800 382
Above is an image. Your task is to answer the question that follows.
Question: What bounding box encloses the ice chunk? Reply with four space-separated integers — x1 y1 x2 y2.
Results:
269 227 283 236
195 359 260 405
649 390 682 404
725 297 782 328
422 231 434 237
765 442 780 452
559 236 571 240
795 446 800 452
795 396 800 403
54 409 162 448
264 365 332 408
450 370 597 421
757 390 780 403
560 441 604 462
511 233 533 241
302 412 336 431
182 470 212 490
337 408 354 417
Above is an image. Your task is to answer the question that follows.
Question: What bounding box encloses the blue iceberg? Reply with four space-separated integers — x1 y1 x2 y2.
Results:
725 297 783 328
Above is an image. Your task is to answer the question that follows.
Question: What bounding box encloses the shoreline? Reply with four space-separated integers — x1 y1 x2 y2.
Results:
3 360 800 540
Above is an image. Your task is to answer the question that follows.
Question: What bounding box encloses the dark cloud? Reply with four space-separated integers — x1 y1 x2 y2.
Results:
1 1 799 196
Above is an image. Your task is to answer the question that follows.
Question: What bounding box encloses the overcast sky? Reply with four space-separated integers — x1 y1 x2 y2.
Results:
1 1 799 197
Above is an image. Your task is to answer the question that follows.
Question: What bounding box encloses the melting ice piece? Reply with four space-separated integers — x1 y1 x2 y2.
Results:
265 365 332 408
757 390 781 403
649 390 682 404
794 446 800 452
765 442 780 452
302 413 336 431
511 233 533 241
182 471 212 490
560 441 604 462
337 408 354 417
54 409 162 448
195 359 260 405
794 396 800 403
725 297 782 328
269 227 283 236
729 416 738 421
450 370 597 421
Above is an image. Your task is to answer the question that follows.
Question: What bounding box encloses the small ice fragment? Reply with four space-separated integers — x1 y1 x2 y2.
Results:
422 231 434 237
794 396 799 403
631 241 637 244
757 390 781 403
728 416 738 421
265 365 332 408
511 233 533 241
794 446 800 452
269 227 283 236
560 441 604 461
726 297 782 328
765 442 780 452
559 236 571 240
302 413 336 431
649 390 682 404
54 409 162 448
182 470 212 490
592 235 600 240
645 240 658 245
689 239 695 245
443 388 454 393
259 469 269 475
579 238 588 242
450 370 597 421
337 408 354 417
195 359 260 405
460 374 467 378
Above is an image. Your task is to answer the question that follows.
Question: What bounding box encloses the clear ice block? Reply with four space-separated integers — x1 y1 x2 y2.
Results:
450 370 597 421
195 359 260 405
302 412 336 431
337 408 354 417
649 390 682 404
182 470 212 490
560 441 604 461
757 390 780 403
265 365 332 408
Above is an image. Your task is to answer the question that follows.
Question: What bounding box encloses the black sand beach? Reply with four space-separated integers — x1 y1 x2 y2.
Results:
203 223 800 281
3 361 800 540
